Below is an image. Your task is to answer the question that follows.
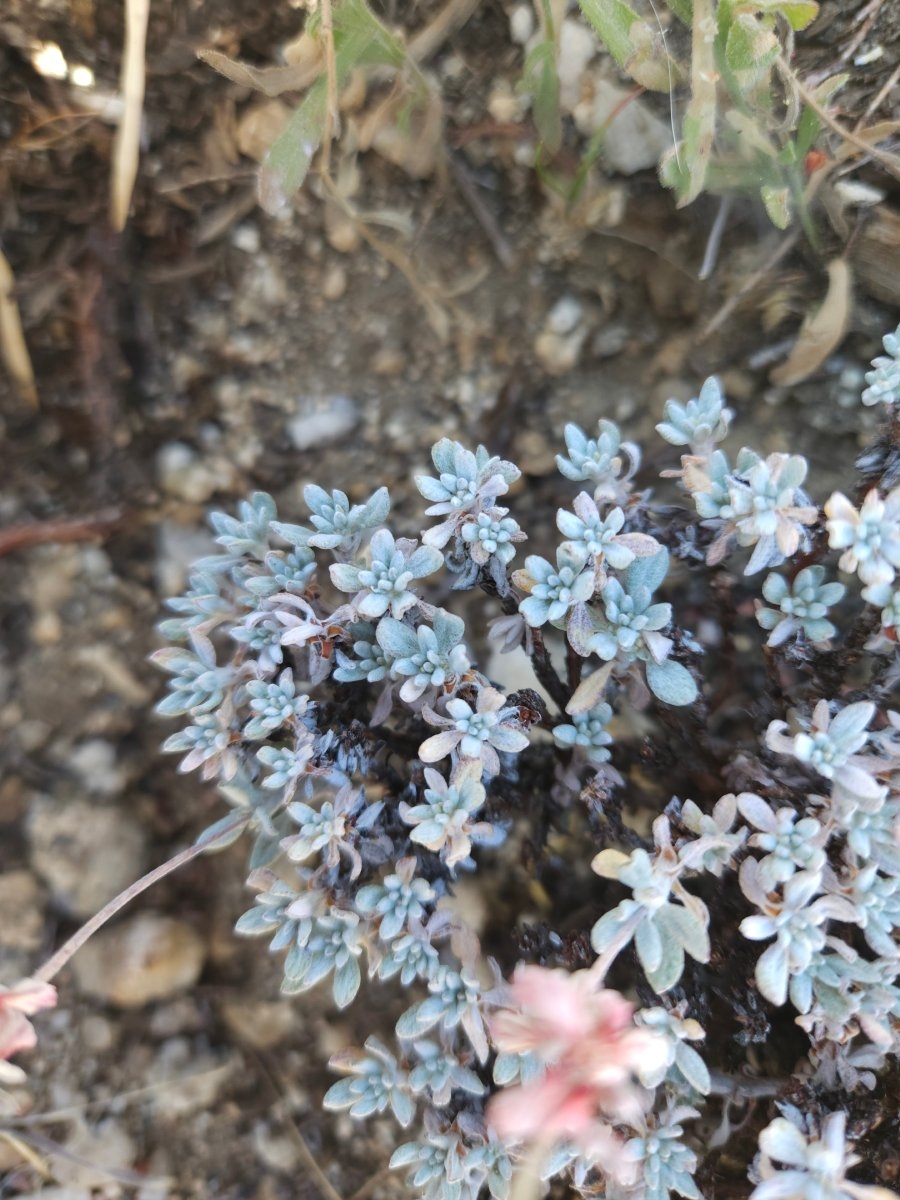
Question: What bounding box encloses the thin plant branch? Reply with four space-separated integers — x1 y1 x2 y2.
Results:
698 195 732 281
784 62 900 184
253 1052 347 1200
698 228 800 343
33 813 248 985
448 152 516 269
0 508 123 558
857 61 900 129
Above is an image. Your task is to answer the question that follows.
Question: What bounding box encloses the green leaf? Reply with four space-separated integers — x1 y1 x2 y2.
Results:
724 14 755 71
259 0 412 208
646 658 698 706
522 40 562 154
761 183 792 229
577 0 641 66
669 0 693 22
677 0 717 205
259 78 328 210
794 104 821 160
578 0 681 91
724 13 778 74
753 0 819 30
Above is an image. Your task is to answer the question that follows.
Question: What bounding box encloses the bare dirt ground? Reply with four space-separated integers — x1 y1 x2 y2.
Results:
1 1 899 1196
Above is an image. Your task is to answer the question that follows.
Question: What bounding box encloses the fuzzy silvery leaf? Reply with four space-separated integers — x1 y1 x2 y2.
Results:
862 323 900 407
656 901 710 965
626 546 670 596
656 376 732 451
646 658 698 706
675 1042 711 1095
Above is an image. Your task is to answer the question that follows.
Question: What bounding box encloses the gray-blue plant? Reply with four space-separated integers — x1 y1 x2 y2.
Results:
396 965 489 1062
514 545 595 627
757 566 846 646
656 376 732 455
399 766 497 870
298 483 390 553
737 793 827 891
243 670 311 739
555 418 639 500
324 1036 415 1126
330 529 443 619
591 817 711 993
552 702 614 765
408 1039 486 1106
376 609 470 701
617 1108 702 1200
356 858 437 942
861 323 900 407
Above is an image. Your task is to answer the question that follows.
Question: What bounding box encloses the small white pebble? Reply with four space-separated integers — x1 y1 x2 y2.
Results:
231 223 261 254
547 295 583 336
509 4 534 45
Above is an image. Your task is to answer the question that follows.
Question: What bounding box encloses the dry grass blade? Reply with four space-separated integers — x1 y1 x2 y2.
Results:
252 1053 346 1200
0 246 38 407
197 47 322 97
408 0 480 64
320 174 451 342
770 258 852 386
110 0 150 231
787 66 900 184
0 1131 53 1180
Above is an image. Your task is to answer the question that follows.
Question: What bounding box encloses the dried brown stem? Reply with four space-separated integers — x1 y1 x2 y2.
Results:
33 814 248 985
0 508 124 558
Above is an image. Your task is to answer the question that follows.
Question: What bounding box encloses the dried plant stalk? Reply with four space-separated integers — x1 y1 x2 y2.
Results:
110 0 151 231
0 247 38 407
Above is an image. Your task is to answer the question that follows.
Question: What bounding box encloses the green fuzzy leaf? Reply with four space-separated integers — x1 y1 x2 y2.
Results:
753 0 819 30
259 80 328 210
260 0 409 208
577 0 642 66
724 13 756 71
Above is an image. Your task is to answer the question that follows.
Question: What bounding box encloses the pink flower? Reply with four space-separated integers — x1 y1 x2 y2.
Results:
0 978 58 1085
486 966 666 1171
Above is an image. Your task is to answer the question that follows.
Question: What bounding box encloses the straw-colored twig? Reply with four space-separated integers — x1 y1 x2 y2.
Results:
0 247 38 407
110 0 151 230
320 0 339 179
